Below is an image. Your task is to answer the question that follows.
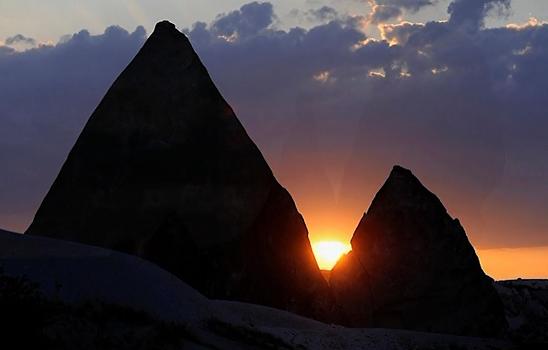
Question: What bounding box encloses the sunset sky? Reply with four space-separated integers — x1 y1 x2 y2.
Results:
1 0 547 279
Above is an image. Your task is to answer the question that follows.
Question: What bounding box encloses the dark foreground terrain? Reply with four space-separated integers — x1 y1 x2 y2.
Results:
2 229 546 350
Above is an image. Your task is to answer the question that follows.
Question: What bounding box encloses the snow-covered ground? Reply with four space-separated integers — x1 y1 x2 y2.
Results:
0 229 520 349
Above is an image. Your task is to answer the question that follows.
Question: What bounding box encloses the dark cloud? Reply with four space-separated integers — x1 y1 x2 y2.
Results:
368 0 437 23
287 6 341 26
448 0 511 30
307 6 340 22
210 1 275 38
377 0 436 12
0 1 547 249
5 34 37 46
0 46 15 55
370 5 403 24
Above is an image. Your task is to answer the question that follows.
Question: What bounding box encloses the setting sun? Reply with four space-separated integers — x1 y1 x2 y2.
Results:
312 241 351 270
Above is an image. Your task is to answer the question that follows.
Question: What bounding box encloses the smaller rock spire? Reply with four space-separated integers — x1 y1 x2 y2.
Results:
331 165 507 337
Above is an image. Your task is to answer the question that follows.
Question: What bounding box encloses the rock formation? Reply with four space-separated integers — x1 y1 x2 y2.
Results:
26 21 331 319
496 279 548 345
330 165 507 336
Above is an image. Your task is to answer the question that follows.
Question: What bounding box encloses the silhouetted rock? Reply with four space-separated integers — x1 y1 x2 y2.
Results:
496 279 548 346
26 21 330 319
330 165 507 336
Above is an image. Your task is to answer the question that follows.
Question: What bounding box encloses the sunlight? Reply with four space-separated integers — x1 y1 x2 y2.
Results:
477 246 548 280
312 241 351 270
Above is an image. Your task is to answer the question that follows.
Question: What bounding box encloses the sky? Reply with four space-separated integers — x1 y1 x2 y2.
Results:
1 0 547 278
1 0 548 42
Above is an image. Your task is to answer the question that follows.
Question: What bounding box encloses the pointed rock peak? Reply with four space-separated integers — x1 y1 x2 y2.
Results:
389 164 414 178
367 165 445 218
154 20 177 32
150 20 188 43
385 165 427 190
138 20 194 63
332 164 507 336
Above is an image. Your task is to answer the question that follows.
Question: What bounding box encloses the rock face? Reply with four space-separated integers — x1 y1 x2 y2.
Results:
330 165 507 336
496 279 548 345
26 21 330 319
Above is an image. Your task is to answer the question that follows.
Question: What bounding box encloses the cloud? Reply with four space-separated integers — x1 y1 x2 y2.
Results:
285 6 341 27
0 46 15 55
367 0 437 23
210 1 275 39
3 34 38 51
5 34 37 46
377 0 436 12
379 20 425 44
0 1 547 249
307 6 340 22
448 0 511 30
370 5 403 24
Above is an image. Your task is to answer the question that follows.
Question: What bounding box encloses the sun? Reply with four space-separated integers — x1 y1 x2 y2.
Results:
312 241 351 270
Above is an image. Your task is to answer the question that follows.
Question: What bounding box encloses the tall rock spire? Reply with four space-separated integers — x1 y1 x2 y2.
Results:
27 21 331 319
330 165 507 336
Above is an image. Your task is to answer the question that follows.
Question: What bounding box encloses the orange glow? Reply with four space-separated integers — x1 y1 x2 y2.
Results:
477 246 548 280
312 241 351 270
